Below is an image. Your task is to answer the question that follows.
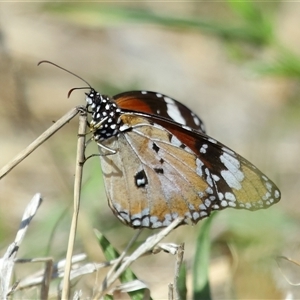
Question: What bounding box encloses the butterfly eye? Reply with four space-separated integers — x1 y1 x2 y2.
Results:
85 89 281 229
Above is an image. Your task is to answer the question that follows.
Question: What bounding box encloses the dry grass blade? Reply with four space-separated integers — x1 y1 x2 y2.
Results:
0 193 43 299
153 243 180 255
112 279 149 294
15 254 87 291
276 256 300 286
0 107 81 180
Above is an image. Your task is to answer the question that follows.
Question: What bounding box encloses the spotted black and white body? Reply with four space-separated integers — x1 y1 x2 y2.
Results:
86 90 123 141
86 90 281 229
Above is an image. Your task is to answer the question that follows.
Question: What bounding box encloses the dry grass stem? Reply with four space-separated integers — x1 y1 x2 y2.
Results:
173 243 184 300
0 107 81 180
61 110 87 299
168 283 174 300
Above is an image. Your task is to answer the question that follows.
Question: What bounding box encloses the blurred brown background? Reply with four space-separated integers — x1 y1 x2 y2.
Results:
0 2 300 299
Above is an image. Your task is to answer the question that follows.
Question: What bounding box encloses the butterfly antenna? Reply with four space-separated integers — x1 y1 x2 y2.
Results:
67 86 91 98
38 60 93 97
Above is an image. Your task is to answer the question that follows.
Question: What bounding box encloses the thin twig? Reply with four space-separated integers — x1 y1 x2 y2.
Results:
168 283 174 300
41 259 53 300
61 110 87 299
0 107 81 180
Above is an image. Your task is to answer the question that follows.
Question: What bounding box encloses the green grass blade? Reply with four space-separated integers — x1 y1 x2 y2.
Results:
95 229 151 300
192 213 216 300
227 0 274 45
177 261 187 300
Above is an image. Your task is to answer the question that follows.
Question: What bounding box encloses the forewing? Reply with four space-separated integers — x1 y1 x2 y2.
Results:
114 91 205 133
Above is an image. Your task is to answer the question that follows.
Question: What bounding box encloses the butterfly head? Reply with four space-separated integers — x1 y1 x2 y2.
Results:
85 89 123 142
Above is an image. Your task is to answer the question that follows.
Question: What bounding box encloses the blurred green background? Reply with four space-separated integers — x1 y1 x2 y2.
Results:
0 2 300 299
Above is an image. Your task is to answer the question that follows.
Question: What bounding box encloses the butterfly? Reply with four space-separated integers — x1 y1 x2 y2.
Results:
85 90 281 229
39 61 281 229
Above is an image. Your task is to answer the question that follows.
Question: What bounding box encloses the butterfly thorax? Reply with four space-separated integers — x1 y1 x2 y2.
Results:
86 89 123 142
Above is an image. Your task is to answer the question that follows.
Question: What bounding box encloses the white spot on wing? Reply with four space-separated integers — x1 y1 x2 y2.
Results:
132 219 141 226
199 204 206 210
164 96 186 125
218 192 224 200
245 203 251 209
172 212 179 219
142 217 150 227
208 138 217 144
136 177 146 186
204 199 211 207
265 182 272 192
191 112 200 126
196 159 204 176
163 214 172 226
262 192 271 200
220 170 242 190
220 153 244 182
212 174 220 181
200 144 208 154
119 124 130 131
170 135 182 147
118 209 130 223
206 187 213 194
221 200 228 207
200 211 208 217
185 211 192 219
222 147 236 156
205 168 213 187
182 125 192 131
193 212 200 220
149 215 161 228
225 192 236 201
